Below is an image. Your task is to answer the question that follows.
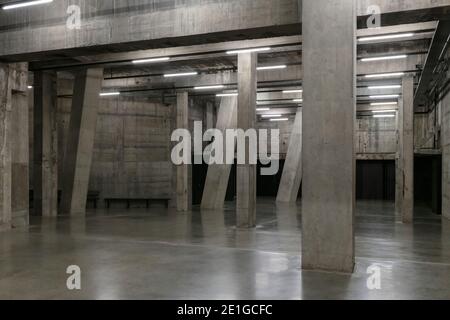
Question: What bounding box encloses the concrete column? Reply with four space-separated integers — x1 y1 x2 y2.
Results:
395 99 404 219
236 52 257 228
11 63 29 227
206 101 215 130
34 71 58 217
276 108 302 203
176 91 191 212
302 0 356 273
201 96 237 209
0 64 12 231
60 68 103 216
401 76 415 223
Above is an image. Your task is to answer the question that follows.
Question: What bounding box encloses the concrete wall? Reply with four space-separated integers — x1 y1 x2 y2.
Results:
415 111 437 150
441 91 450 219
356 116 397 157
29 81 207 209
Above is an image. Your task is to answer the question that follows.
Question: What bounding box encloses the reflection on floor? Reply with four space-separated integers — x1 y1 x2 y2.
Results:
0 199 449 299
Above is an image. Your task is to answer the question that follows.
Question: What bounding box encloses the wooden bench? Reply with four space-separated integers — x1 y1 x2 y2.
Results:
104 198 170 209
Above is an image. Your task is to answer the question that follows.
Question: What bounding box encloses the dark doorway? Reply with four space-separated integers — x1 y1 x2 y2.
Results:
356 160 395 200
414 155 442 214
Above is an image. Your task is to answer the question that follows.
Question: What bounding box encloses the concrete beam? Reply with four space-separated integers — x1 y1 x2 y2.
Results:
302 0 355 273
201 97 237 210
60 68 103 216
34 71 58 217
276 108 302 203
236 52 257 228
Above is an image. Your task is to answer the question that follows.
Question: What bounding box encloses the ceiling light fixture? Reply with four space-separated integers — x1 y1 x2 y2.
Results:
358 33 414 42
370 102 398 106
368 85 402 90
365 72 405 78
256 108 270 111
372 110 396 113
194 85 225 90
100 92 120 97
361 55 407 62
164 72 198 78
132 57 170 64
226 47 271 55
3 0 53 10
374 114 396 118
293 99 303 102
369 94 400 99
257 65 287 71
283 89 303 94
27 86 33 89
270 118 289 122
216 93 238 97
261 114 282 118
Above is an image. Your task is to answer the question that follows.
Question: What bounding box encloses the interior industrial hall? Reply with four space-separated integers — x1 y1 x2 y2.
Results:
0 0 450 300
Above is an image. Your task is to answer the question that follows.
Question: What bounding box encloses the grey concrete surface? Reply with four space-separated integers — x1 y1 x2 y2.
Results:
33 71 58 217
176 91 191 212
236 52 257 228
0 200 449 300
301 0 356 273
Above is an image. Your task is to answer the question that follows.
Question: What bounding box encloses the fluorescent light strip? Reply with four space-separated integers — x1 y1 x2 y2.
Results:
374 114 396 118
369 94 400 99
216 93 238 97
194 85 225 90
371 102 398 106
358 33 414 42
256 108 270 111
293 99 303 102
270 118 289 122
361 55 407 62
100 92 120 97
283 89 303 94
164 72 198 78
368 85 402 90
132 57 170 64
365 72 405 79
257 65 287 71
3 0 53 10
226 47 271 55
372 110 396 113
261 114 282 118
27 86 33 89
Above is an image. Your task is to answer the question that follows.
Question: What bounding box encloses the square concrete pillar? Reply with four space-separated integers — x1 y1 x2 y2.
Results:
236 52 257 228
400 76 415 223
395 99 404 219
176 91 192 212
0 64 12 231
60 68 103 216
302 0 356 273
11 63 29 227
34 71 58 217
277 108 302 203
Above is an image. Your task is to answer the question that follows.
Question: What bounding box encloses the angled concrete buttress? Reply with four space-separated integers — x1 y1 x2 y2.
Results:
60 68 103 216
236 52 257 228
34 71 58 217
201 96 238 210
276 108 303 204
302 0 356 273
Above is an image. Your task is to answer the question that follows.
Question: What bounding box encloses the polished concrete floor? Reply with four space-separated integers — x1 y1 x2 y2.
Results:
0 199 449 300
